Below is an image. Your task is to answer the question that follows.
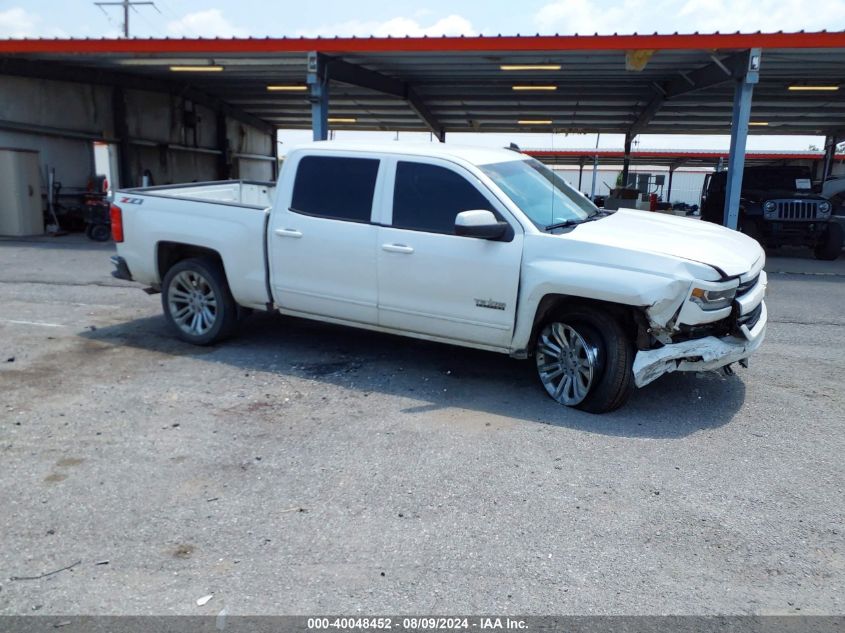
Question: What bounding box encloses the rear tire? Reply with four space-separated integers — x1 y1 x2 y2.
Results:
814 222 844 261
88 223 111 242
161 257 237 345
534 306 634 414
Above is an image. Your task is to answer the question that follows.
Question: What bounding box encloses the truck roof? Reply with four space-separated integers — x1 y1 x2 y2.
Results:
287 140 528 166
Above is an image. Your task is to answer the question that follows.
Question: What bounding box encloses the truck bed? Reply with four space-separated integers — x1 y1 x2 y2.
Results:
123 180 275 208
113 180 274 310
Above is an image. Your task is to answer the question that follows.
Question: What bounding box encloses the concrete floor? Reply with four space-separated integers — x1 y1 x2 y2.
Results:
0 236 843 615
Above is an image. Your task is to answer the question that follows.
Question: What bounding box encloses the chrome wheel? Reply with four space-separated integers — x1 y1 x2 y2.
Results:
167 270 218 337
536 322 598 406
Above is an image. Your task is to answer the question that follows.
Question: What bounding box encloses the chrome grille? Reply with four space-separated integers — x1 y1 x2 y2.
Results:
737 302 763 330
773 200 818 221
736 274 759 297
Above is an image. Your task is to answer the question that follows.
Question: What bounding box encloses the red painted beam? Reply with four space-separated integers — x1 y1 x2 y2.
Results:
2 31 845 55
526 149 845 161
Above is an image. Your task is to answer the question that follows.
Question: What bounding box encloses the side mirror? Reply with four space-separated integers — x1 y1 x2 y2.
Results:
454 209 508 240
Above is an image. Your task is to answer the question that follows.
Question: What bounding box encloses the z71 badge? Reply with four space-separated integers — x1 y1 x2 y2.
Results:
475 298 506 311
119 197 144 205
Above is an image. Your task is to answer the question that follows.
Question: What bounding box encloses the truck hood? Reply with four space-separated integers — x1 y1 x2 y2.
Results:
567 208 762 278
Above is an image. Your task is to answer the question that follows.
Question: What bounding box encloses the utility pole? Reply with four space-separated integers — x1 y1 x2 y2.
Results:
94 0 158 38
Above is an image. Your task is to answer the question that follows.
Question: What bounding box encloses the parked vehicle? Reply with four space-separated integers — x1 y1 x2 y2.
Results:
700 165 843 260
110 142 767 413
822 176 845 214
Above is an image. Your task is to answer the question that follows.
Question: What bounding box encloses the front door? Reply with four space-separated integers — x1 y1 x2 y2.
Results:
377 158 523 348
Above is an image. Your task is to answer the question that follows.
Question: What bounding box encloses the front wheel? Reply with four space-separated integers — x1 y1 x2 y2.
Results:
534 306 634 413
161 257 237 345
814 222 844 261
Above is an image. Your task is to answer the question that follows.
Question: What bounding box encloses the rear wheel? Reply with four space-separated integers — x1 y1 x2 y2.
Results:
88 223 111 242
814 222 844 260
161 257 237 345
534 306 634 413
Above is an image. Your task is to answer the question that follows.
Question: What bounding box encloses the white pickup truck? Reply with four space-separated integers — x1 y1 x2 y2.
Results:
110 141 767 413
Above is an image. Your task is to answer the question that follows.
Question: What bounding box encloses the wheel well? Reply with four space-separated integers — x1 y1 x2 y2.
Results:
157 242 223 282
529 294 646 354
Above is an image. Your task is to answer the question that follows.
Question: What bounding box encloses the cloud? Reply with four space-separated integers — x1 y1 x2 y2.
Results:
676 0 845 33
0 7 67 37
534 0 845 34
534 0 630 34
166 9 248 38
296 14 477 38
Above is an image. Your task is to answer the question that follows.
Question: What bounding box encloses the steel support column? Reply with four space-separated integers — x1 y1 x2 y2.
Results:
723 48 762 230
621 133 633 186
112 86 132 188
216 110 229 180
271 133 280 180
822 134 839 182
666 166 675 202
307 52 329 142
577 158 585 191
589 155 599 200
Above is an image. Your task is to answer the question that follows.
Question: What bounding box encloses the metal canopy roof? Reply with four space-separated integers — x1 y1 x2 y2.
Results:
526 148 845 167
2 32 845 136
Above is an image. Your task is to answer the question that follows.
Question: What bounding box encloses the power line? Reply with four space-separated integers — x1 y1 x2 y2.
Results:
93 1 159 38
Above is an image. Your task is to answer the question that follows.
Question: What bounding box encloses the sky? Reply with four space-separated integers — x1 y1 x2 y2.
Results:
2 0 845 151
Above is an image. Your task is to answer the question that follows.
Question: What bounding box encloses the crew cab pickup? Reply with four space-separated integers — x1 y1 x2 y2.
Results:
110 142 767 413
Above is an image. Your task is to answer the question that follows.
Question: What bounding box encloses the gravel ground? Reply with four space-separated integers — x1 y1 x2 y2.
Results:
0 236 842 616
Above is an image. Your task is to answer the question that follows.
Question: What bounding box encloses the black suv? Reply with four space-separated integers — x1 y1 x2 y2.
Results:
701 165 843 260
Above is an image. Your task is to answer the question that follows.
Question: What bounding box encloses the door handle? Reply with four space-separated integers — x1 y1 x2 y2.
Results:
275 228 303 238
382 243 414 254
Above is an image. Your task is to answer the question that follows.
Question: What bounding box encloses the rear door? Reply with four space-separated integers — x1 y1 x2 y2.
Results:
269 153 383 325
376 157 523 348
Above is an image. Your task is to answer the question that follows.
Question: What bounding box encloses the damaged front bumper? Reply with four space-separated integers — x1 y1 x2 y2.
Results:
632 301 767 388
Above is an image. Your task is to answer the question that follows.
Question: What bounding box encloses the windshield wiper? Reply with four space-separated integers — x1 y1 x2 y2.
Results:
544 208 615 231
544 219 583 231
544 214 603 232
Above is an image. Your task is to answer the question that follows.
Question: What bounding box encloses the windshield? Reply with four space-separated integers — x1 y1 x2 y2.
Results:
481 158 599 230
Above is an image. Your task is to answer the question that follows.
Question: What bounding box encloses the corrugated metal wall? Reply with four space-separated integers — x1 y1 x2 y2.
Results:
0 74 275 196
555 166 709 206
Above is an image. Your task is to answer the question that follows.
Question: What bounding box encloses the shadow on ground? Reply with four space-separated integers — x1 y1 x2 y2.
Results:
0 234 114 252
81 310 746 440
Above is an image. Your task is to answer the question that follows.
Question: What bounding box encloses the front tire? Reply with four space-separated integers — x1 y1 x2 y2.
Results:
534 306 634 413
161 257 237 345
814 222 844 261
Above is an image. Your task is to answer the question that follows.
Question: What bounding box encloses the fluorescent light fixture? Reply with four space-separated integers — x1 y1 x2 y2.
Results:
267 85 308 92
169 65 223 72
512 85 557 91
518 119 553 125
749 121 769 126
328 117 357 124
788 85 839 91
500 64 561 71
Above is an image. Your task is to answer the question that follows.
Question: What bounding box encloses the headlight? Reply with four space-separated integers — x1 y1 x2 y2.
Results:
819 201 832 214
689 286 736 311
763 201 777 213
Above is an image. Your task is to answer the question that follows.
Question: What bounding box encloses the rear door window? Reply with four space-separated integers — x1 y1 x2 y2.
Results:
291 156 379 222
391 161 495 234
